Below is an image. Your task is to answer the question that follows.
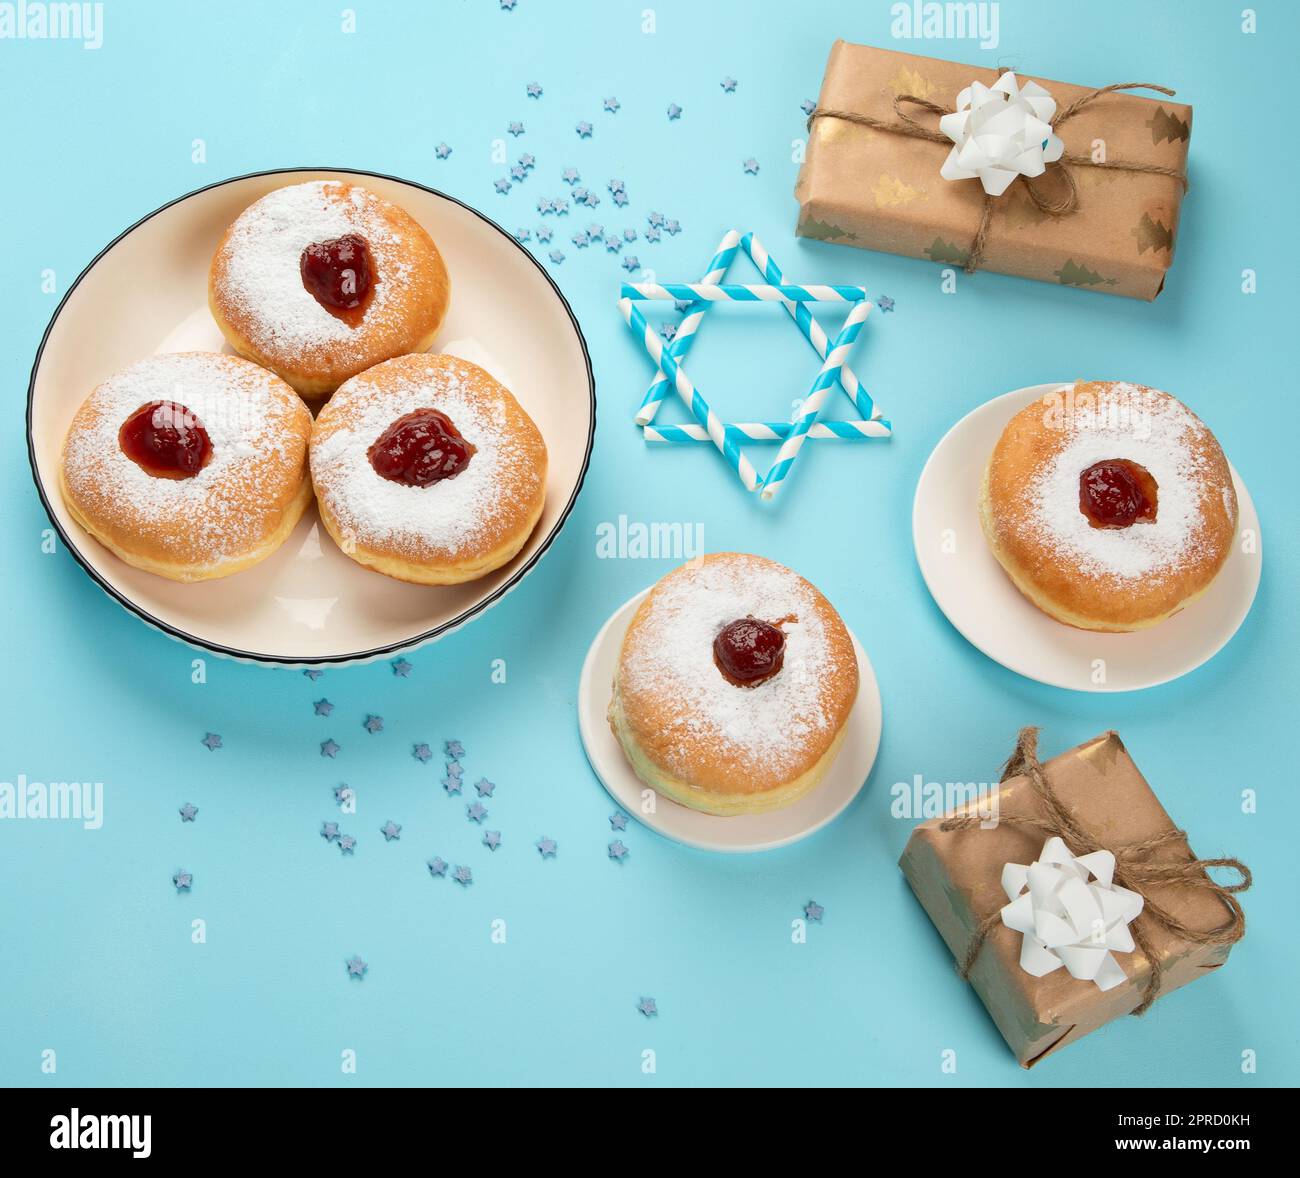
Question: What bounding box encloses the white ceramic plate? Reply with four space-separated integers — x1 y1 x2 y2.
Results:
26 168 594 664
912 384 1262 692
577 589 883 853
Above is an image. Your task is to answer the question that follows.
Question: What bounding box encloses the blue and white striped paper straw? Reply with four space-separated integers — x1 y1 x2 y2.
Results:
635 230 741 426
645 420 891 442
617 297 759 492
623 282 868 303
760 298 873 502
741 233 882 423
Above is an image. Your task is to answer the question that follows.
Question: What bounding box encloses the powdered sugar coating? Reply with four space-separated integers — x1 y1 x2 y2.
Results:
617 554 857 780
60 352 310 568
310 354 546 562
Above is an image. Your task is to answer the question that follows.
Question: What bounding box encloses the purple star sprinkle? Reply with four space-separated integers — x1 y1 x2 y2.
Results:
313 698 333 716
442 775 464 795
721 76 737 92
346 955 367 978
609 812 628 831
581 191 600 208
804 900 825 923
321 821 340 842
507 121 525 137
603 96 620 113
412 743 432 764
428 856 449 878
179 802 198 823
536 836 557 859
391 658 413 677
587 223 604 239
537 197 554 215
605 238 621 254
339 834 357 854
622 227 637 242
621 255 640 273
667 102 682 120
526 81 542 98
608 839 629 861
607 178 625 194
494 178 511 194
612 190 629 207
647 210 665 227
510 164 527 181
637 996 658 1017
536 224 554 243
445 761 464 779
380 820 401 842
572 230 591 248
660 323 678 342
445 740 464 759
172 870 193 892
467 802 488 823
515 227 531 242
664 220 681 236
549 249 565 264
877 295 895 312
645 225 661 243
475 778 496 798
483 830 502 851
435 142 452 159
672 298 692 312
562 167 580 184
320 739 340 758
454 865 473 886
575 120 592 138
553 198 569 216
519 152 535 170
201 733 222 751
364 714 383 734
743 157 760 174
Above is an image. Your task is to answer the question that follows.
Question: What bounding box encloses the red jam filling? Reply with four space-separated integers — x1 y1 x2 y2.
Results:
299 233 374 323
367 408 476 487
118 400 212 479
713 616 790 687
1078 459 1158 529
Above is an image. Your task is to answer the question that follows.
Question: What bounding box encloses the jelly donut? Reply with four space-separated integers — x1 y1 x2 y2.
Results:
208 180 450 397
59 352 313 582
309 353 547 585
980 380 1238 632
609 553 859 816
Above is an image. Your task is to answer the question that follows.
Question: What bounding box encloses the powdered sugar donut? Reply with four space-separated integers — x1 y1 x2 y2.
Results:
209 180 450 397
309 353 547 585
980 381 1238 632
609 553 859 816
59 352 313 582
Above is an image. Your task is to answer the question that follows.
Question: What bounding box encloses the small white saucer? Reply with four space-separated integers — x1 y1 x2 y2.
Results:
912 384 1263 692
577 589 883 853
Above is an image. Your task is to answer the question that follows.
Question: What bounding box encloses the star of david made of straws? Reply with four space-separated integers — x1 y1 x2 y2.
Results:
617 231 891 500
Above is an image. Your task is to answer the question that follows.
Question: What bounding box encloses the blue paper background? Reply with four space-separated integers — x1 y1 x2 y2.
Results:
1 0 1295 1087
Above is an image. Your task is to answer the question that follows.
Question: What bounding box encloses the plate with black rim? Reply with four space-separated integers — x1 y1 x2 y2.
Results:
26 167 595 665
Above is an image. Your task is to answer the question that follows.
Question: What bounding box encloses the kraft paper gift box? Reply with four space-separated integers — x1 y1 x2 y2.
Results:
795 41 1192 300
899 731 1247 1068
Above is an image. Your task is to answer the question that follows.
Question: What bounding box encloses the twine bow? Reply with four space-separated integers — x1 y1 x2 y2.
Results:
807 76 1190 274
939 728 1250 1015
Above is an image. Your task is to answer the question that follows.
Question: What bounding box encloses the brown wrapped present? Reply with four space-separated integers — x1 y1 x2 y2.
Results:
795 41 1192 299
899 729 1249 1067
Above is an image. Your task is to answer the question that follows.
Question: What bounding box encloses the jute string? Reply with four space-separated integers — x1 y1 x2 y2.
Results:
937 728 1250 1015
807 78 1190 274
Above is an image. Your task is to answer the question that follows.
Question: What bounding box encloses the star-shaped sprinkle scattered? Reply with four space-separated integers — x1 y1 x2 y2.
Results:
519 152 535 170
575 120 592 138
363 714 384 734
445 761 464 779
672 298 691 312
587 222 604 239
474 777 495 798
743 157 760 174
580 190 600 208
499 0 516 9
536 836 557 859
526 81 542 98
428 856 449 878
664 218 681 235
321 821 340 842
442 775 462 794
313 698 333 716
645 225 661 243
510 164 527 181
467 802 488 823
412 742 432 764
454 865 473 886
179 802 198 823
201 732 222 751
622 227 637 242
621 255 640 273
494 177 512 195
320 739 340 758
608 839 629 861
572 230 590 248
801 98 816 117
537 197 554 215
562 167 580 184
549 245 566 263
391 658 413 677
334 784 353 805
303 669 323 681
607 178 625 194
877 295 895 312
647 210 665 227
435 142 452 160
483 830 502 851
604 237 621 254
339 834 357 854
603 96 620 113
609 812 628 831
346 955 368 978
660 322 678 342
172 870 193 892
612 190 629 207
507 121 525 137
721 76 737 92
667 102 682 120
515 227 531 243
637 996 658 1017
553 198 569 216
804 900 825 923
445 740 464 759
536 224 554 243
380 820 401 842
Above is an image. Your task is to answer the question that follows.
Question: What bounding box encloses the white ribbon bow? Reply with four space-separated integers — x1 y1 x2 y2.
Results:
999 836 1144 992
938 71 1065 197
